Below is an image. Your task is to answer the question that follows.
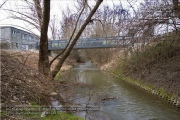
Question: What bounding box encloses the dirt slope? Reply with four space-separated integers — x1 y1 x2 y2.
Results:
1 50 54 106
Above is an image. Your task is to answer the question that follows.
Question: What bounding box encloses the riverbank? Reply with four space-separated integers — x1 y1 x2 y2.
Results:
101 61 180 108
100 35 180 108
0 50 82 119
111 73 180 108
56 61 180 119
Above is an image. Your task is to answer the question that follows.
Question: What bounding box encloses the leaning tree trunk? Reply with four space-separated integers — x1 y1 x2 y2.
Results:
38 0 51 76
52 0 103 78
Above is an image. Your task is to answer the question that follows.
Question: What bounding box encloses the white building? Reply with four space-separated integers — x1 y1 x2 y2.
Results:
0 26 39 50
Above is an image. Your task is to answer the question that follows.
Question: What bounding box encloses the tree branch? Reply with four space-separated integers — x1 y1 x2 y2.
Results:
49 0 87 66
51 0 103 78
0 0 8 9
33 0 42 27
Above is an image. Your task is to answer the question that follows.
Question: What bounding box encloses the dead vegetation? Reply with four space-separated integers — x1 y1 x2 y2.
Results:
0 50 75 119
0 49 83 107
0 50 87 120
1 50 55 107
121 35 180 95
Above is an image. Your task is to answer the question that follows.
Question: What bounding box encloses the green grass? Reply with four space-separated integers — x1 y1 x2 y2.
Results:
113 72 154 91
23 111 84 120
42 112 84 120
1 105 84 120
54 72 60 80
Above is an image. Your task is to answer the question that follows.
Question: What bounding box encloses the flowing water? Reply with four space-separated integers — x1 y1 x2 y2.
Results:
58 62 180 120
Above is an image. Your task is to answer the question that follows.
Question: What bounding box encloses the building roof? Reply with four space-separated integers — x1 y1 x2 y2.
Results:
0 26 38 37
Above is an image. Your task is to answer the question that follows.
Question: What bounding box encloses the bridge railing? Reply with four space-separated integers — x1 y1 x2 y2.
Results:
36 36 134 50
74 36 133 48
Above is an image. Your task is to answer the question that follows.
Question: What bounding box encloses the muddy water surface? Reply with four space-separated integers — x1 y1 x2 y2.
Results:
59 62 180 120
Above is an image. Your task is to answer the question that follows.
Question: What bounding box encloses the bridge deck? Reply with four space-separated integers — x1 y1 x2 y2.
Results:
36 36 134 50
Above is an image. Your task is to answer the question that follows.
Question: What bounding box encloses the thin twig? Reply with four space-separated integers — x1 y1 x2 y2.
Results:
49 1 87 66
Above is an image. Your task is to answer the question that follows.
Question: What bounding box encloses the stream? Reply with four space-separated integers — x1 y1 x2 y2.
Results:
54 62 180 120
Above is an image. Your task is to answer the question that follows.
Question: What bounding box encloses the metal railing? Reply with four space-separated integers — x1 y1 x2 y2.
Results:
36 36 135 50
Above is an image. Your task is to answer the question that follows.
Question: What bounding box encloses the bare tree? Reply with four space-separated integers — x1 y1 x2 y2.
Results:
33 0 43 27
51 0 103 78
60 9 75 39
0 0 8 9
2 0 103 78
34 0 50 76
173 0 180 18
3 0 41 31
49 15 59 40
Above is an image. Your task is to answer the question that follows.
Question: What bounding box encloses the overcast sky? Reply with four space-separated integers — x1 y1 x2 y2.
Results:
0 0 143 36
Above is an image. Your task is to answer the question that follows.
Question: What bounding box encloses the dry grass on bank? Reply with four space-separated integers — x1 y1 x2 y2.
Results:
1 50 55 107
1 50 74 106
121 37 180 95
99 34 180 96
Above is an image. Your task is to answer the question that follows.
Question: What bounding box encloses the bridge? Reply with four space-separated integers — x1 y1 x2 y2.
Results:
36 36 135 50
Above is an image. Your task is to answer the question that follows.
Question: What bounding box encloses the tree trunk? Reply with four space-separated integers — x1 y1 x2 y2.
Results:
33 0 42 27
38 0 51 76
52 0 103 78
173 0 180 18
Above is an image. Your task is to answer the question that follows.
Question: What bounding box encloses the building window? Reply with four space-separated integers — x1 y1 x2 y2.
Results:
16 43 18 48
22 34 27 40
31 36 34 40
22 34 24 39
12 31 16 34
24 34 27 40
29 35 32 40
